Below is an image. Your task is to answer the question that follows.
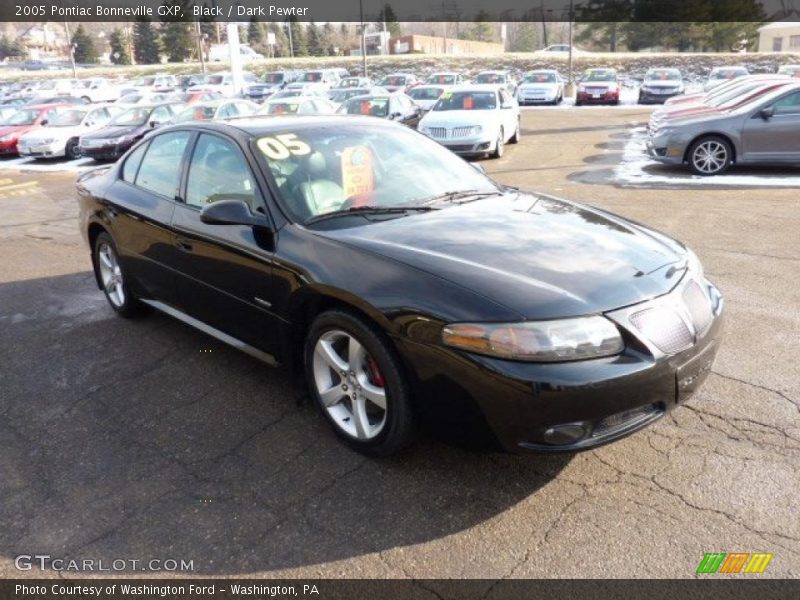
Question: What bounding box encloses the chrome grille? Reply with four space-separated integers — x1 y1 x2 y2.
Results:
427 127 447 138
629 306 694 354
450 126 473 138
682 280 713 334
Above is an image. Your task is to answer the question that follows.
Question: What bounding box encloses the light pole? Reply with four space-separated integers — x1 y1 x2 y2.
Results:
360 0 367 77
60 8 77 77
566 0 575 97
195 20 206 72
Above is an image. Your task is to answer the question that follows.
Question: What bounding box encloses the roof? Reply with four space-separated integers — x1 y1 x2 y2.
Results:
164 115 399 138
758 20 800 31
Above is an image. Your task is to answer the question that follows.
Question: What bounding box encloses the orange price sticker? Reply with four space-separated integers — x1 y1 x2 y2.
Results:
341 145 374 198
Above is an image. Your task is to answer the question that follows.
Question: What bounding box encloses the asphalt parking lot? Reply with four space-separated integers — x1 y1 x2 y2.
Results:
1 108 798 582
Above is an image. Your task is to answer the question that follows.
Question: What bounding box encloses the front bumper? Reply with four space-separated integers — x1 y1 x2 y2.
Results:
17 141 65 158
576 90 619 104
423 133 496 156
0 140 19 155
646 138 686 164
639 89 682 104
80 140 132 161
517 90 559 104
400 276 724 453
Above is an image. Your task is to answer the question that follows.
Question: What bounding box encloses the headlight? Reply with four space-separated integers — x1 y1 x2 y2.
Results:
641 85 652 92
0 134 14 142
469 125 482 136
578 84 586 92
442 316 624 362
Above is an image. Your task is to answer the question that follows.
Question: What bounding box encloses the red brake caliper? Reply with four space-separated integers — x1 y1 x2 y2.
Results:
367 358 385 387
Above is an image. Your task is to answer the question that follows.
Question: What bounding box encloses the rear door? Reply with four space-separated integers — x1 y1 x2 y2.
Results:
742 90 800 161
170 131 280 354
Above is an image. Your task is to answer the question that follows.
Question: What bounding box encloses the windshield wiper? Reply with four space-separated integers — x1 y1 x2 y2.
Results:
305 205 438 225
422 189 504 205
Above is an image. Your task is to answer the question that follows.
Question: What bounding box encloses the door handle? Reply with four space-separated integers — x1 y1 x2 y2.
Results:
176 239 193 252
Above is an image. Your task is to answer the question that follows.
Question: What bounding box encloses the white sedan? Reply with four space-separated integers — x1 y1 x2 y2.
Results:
516 70 565 105
418 85 520 159
258 96 338 116
407 85 447 111
18 104 119 159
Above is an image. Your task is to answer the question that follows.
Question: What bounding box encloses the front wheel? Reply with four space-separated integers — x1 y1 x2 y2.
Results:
688 136 732 176
305 310 416 456
492 128 505 158
93 232 146 318
65 138 81 160
509 120 520 144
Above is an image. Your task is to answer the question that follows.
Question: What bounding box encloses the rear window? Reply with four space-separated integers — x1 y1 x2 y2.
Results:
409 87 444 100
343 98 389 117
476 73 504 84
524 72 557 83
134 132 191 198
265 102 300 115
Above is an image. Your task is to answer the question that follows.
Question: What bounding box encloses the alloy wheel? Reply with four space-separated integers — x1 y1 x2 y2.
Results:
312 329 388 440
97 242 126 307
692 140 728 175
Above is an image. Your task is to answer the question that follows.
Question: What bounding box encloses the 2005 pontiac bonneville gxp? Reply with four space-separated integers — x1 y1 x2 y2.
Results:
77 116 724 456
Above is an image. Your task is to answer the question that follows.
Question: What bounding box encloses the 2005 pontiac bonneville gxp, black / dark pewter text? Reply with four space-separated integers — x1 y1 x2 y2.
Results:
76 116 724 457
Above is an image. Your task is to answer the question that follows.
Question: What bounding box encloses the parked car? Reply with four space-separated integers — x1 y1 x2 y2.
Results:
425 73 466 86
0 106 18 123
18 104 120 159
287 69 342 93
647 81 800 175
418 85 520 158
208 43 263 63
76 117 722 456
338 93 423 129
703 67 749 92
27 78 81 100
638 68 685 104
663 74 789 108
536 44 584 55
258 96 338 116
26 95 89 106
516 69 564 105
575 68 620 106
71 78 122 103
187 72 257 97
0 103 69 156
377 74 420 93
336 76 372 89
474 71 517 95
270 88 328 101
328 87 389 107
244 70 303 102
777 64 800 78
406 85 447 112
79 103 185 161
172 99 257 123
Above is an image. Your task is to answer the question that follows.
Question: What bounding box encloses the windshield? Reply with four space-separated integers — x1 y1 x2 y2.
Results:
330 89 368 102
303 72 323 82
380 76 407 86
476 73 505 84
132 77 155 86
427 74 456 84
433 91 497 111
710 68 747 80
263 73 284 83
254 124 498 224
265 101 301 115
584 70 616 82
409 87 444 100
207 75 225 85
272 90 302 99
6 109 39 126
645 69 681 81
523 72 557 83
47 109 86 127
174 105 216 122
110 107 151 127
343 97 389 117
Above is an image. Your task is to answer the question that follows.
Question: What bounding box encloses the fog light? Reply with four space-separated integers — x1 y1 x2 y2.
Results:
542 422 588 445
666 147 682 157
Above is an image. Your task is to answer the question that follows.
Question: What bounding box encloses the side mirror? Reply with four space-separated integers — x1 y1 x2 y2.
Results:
149 120 159 128
40 119 48 126
390 112 403 120
200 199 271 229
759 106 774 120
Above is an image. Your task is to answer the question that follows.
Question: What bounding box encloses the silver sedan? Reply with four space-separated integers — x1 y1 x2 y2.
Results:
647 82 800 175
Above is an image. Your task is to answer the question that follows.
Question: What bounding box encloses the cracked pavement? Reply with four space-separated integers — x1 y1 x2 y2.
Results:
0 109 798 580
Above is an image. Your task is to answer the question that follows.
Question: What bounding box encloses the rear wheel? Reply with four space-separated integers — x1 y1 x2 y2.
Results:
93 232 146 318
509 119 520 144
688 136 732 176
65 138 81 160
305 310 416 456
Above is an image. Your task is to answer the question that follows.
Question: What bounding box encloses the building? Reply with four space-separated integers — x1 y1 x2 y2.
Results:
757 21 800 53
389 35 504 55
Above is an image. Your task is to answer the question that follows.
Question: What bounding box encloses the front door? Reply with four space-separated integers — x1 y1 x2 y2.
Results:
742 90 800 162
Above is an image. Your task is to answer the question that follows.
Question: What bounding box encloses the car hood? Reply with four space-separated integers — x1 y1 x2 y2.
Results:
420 110 499 127
322 193 687 319
22 125 85 142
518 82 559 90
0 124 35 137
82 125 143 140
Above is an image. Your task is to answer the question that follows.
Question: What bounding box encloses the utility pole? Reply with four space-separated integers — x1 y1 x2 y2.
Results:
360 0 367 77
567 0 574 86
287 21 294 58
63 21 77 78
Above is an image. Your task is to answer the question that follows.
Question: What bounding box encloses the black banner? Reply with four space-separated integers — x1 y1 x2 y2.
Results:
2 579 800 600
0 0 793 23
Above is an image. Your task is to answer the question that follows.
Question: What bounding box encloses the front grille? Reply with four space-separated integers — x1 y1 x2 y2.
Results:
592 403 662 438
450 126 473 138
629 306 694 354
682 280 713 334
427 127 447 138
445 144 475 152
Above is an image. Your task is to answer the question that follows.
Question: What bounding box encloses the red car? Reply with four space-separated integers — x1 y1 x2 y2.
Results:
575 68 620 106
0 103 69 156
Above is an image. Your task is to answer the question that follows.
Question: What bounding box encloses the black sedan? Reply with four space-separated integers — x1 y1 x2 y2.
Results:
79 102 184 161
76 117 723 456
338 93 422 129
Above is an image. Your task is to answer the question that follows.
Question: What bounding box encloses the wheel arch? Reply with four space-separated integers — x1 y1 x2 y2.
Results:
683 131 737 164
87 222 109 290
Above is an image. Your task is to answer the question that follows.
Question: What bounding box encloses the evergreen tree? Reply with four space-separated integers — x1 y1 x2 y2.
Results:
0 35 25 60
509 22 537 52
376 4 402 37
72 25 98 63
322 22 336 55
159 0 193 62
465 11 495 42
289 19 308 56
307 22 324 56
267 22 291 57
134 17 161 64
108 29 132 65
248 17 266 53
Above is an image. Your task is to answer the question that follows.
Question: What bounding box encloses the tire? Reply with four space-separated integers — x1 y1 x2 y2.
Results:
492 128 505 158
65 138 81 160
509 119 520 144
304 309 416 457
687 135 733 176
93 232 146 318
575 99 582 107
80 96 91 104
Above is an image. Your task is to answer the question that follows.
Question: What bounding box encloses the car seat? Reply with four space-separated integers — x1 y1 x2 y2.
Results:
294 151 345 217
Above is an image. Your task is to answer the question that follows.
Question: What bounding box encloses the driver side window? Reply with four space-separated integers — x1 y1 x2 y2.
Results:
185 134 258 211
771 91 800 116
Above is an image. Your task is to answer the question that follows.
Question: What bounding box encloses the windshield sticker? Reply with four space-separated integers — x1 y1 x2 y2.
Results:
341 145 374 198
257 133 311 161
